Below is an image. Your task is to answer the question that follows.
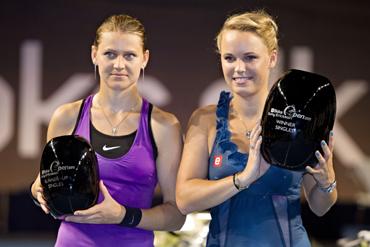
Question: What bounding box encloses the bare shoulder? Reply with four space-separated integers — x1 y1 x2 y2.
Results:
47 100 84 140
151 106 181 132
187 104 216 132
149 106 183 154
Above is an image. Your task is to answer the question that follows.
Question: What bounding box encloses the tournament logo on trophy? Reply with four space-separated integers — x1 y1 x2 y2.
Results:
40 135 99 218
261 69 336 170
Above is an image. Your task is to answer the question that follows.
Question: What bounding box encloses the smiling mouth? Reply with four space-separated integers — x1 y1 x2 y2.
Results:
111 73 128 77
233 76 253 83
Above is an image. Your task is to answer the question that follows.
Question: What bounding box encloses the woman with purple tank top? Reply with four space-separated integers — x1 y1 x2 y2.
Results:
30 14 185 246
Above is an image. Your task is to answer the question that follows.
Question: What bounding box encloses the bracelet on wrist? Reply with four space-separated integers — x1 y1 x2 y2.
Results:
318 180 337 193
119 206 142 227
233 172 248 191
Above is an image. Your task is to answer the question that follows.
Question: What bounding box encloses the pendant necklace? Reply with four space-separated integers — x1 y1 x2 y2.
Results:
232 108 254 140
246 130 252 140
98 98 140 136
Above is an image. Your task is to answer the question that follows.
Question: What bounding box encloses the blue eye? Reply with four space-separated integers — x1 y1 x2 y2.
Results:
244 55 257 62
104 52 116 59
124 53 136 61
223 55 235 63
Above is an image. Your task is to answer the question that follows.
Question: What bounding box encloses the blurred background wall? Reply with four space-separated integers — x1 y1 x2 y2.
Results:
0 0 369 246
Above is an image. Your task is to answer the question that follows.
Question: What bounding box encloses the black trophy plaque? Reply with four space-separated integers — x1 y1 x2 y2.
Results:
261 69 336 170
40 135 99 218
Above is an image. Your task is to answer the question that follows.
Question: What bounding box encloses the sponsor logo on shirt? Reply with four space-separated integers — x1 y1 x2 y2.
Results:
213 155 223 167
102 144 121 151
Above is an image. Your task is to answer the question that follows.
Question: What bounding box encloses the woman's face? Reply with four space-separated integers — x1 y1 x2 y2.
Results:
220 30 276 97
92 32 149 91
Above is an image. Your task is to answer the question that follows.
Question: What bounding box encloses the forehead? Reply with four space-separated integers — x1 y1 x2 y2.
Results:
98 31 143 51
220 30 268 54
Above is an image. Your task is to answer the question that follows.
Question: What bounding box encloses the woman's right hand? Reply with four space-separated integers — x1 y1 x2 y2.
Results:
31 175 50 214
238 124 269 187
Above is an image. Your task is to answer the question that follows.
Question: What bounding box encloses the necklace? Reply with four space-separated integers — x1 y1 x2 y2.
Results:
98 98 140 136
231 108 255 140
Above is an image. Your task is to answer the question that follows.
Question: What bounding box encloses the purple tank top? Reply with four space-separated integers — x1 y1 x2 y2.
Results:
55 95 158 247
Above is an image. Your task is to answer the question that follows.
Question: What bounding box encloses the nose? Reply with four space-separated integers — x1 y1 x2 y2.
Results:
113 56 125 70
235 59 246 73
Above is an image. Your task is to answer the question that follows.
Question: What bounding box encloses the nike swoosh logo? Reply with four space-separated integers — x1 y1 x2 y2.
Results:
102 145 121 151
129 215 135 225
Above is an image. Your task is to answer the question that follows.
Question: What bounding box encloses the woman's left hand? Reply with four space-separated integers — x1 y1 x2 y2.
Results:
305 131 335 188
65 180 124 224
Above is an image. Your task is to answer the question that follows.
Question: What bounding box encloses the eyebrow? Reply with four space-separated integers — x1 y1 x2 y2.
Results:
243 52 257 55
222 52 257 56
103 48 137 54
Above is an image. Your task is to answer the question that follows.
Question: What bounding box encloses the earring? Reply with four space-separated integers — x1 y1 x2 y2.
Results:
94 64 97 81
141 67 145 84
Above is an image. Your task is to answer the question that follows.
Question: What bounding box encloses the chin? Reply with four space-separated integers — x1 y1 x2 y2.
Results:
106 81 133 91
232 87 256 98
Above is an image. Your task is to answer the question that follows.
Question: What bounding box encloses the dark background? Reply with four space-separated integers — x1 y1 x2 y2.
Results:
0 0 370 245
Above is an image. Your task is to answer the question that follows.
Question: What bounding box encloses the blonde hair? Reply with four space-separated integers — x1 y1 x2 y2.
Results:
93 14 146 51
216 10 278 53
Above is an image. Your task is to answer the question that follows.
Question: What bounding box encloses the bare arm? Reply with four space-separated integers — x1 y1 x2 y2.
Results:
30 101 82 213
303 131 337 216
176 106 266 215
176 107 252 214
137 109 185 231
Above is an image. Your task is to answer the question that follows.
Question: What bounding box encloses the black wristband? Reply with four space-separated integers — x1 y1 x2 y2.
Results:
119 206 142 227
233 172 248 191
29 182 41 207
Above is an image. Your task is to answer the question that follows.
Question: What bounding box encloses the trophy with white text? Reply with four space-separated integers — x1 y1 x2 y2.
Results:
261 69 336 170
40 135 99 218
